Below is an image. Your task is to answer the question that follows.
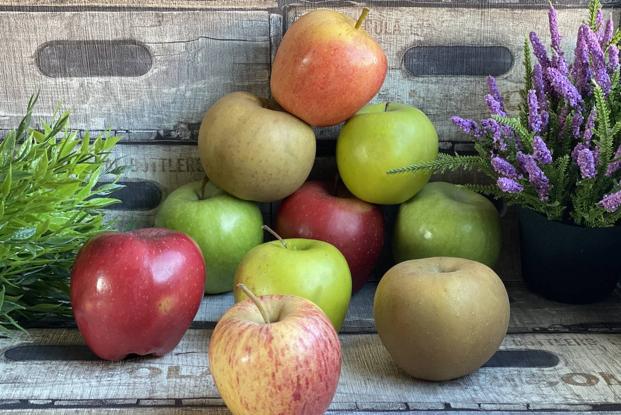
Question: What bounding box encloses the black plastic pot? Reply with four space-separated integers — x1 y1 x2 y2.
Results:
518 208 621 304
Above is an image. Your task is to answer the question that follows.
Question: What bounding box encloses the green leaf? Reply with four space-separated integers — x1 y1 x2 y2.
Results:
589 0 602 31
10 227 37 240
1 164 11 195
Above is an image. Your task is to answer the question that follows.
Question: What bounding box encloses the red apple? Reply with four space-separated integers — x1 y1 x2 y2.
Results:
271 8 387 127
209 284 341 415
70 228 205 361
276 181 384 293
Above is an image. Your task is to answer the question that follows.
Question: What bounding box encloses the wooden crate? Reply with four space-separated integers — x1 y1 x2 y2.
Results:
1 0 620 413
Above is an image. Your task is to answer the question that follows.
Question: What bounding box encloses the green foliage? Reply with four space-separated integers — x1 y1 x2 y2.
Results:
387 153 483 175
588 0 601 30
0 95 122 333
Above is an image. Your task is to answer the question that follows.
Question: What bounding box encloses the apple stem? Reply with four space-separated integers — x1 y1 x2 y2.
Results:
354 7 369 30
262 225 287 249
199 176 209 200
237 283 270 324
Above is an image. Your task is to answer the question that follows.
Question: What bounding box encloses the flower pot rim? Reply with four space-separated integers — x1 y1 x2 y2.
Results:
518 207 621 231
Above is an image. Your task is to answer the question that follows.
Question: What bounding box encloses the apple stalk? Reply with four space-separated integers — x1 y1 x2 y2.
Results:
262 224 288 248
237 283 271 324
355 7 370 30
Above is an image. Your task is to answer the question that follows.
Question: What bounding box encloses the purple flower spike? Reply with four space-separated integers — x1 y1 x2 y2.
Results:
492 156 520 179
583 24 612 93
606 145 621 176
596 9 604 31
546 67 583 108
497 177 524 194
576 147 596 179
541 110 550 130
517 152 550 201
584 109 597 143
598 190 621 213
532 64 547 108
573 28 592 94
530 32 551 68
487 76 504 108
549 5 562 55
572 111 584 138
452 116 480 137
608 45 619 73
485 94 506 116
601 18 614 47
527 90 542 132
533 136 552 164
481 119 507 151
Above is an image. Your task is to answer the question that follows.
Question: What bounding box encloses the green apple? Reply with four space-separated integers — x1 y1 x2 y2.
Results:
233 238 352 330
336 102 438 205
394 182 502 267
154 180 263 294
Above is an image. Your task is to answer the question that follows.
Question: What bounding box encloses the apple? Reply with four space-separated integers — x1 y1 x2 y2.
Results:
373 257 510 381
70 228 205 361
209 284 341 415
271 8 387 127
154 180 263 294
336 102 438 205
198 91 316 202
233 232 352 330
393 182 502 267
275 180 384 293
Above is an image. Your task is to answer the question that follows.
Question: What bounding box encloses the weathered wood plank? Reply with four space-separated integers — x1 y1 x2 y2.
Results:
2 330 621 409
0 10 270 131
0 0 277 8
286 7 621 141
4 410 621 415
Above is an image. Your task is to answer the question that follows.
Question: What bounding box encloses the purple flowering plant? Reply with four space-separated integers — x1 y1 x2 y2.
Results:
392 0 621 227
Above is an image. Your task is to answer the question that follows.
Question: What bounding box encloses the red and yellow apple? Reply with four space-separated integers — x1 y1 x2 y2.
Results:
209 285 341 415
271 8 387 127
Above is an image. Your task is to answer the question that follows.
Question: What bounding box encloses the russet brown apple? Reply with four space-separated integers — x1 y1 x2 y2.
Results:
198 92 316 202
271 9 387 127
373 257 510 381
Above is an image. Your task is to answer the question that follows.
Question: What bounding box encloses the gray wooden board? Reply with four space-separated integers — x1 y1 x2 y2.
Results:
1 329 621 410
285 6 621 142
3 411 621 415
191 281 621 334
0 9 271 131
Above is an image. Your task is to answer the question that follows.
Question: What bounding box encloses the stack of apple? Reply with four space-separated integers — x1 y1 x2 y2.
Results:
69 6 512 414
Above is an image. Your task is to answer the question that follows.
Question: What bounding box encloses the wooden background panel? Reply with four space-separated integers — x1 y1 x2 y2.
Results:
2 330 621 409
0 0 277 8
0 9 271 131
286 6 621 142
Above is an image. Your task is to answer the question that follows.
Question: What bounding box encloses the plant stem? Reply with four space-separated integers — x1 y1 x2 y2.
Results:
355 7 369 30
237 283 270 324
262 224 287 248
199 176 209 200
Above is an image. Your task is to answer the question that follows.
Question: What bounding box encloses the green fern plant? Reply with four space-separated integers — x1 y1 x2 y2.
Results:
392 0 621 228
0 95 123 333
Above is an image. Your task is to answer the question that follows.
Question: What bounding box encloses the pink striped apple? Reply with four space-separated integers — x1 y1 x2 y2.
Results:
209 285 341 415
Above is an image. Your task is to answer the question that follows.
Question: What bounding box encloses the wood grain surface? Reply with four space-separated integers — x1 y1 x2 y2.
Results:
2 329 621 410
0 9 271 131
